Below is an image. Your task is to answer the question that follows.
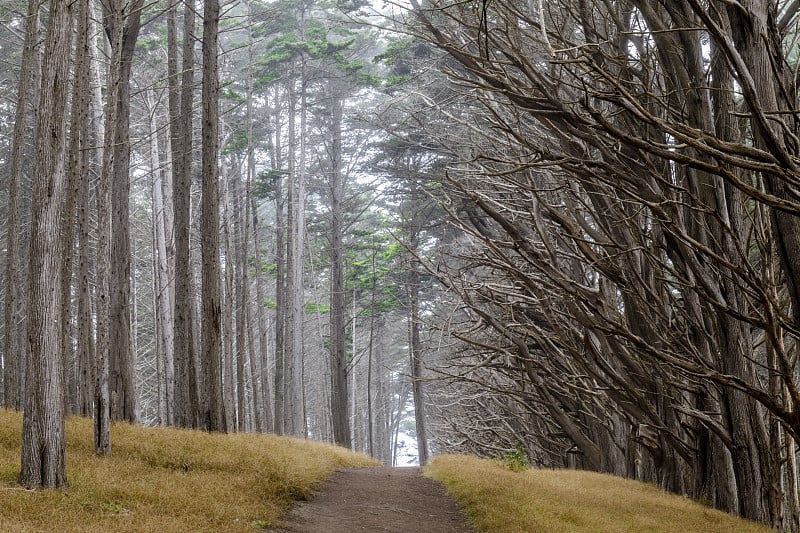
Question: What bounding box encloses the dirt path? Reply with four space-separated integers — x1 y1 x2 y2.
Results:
269 466 474 532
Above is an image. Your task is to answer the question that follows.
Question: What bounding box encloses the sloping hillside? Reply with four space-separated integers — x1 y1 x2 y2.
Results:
427 455 771 533
0 410 377 532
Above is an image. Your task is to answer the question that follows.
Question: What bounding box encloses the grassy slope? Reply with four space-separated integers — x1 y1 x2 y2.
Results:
0 409 378 532
426 454 772 533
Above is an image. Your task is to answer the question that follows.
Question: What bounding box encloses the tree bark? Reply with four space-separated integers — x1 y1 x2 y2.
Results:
329 95 351 448
4 0 40 411
105 0 144 424
172 0 196 428
62 0 92 415
272 86 287 435
200 0 226 432
19 0 73 489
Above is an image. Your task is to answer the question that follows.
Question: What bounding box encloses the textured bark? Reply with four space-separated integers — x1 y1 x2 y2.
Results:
285 73 306 436
272 88 287 435
19 0 73 489
105 0 144 424
95 0 128 458
200 0 225 433
172 0 196 428
329 96 351 448
4 0 39 411
233 172 255 431
63 0 91 414
222 173 237 429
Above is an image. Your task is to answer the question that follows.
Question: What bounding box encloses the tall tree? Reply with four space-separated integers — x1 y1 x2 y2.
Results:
172 0 197 428
19 0 73 489
4 0 40 411
200 0 226 432
104 0 145 424
327 92 350 448
64 0 92 414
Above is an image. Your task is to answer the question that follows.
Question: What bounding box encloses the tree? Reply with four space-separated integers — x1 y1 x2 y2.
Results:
105 0 145 424
19 0 73 488
172 0 198 428
398 0 800 525
200 0 226 432
64 0 92 415
4 0 39 411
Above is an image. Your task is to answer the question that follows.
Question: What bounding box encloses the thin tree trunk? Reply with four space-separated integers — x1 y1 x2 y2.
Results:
232 171 249 431
4 0 40 411
251 194 274 431
408 263 429 466
285 55 309 438
95 0 128 457
367 241 378 457
106 0 144 424
200 0 225 432
147 87 174 426
272 87 287 435
172 0 196 428
222 170 236 430
62 0 91 415
285 75 300 436
329 95 351 448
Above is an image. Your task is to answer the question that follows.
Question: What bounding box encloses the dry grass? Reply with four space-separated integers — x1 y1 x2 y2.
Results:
426 454 772 533
0 409 378 532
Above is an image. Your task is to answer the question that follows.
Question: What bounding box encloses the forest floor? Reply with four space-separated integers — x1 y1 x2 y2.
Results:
269 466 474 532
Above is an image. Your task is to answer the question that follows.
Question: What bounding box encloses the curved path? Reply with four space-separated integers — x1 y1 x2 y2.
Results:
270 466 474 532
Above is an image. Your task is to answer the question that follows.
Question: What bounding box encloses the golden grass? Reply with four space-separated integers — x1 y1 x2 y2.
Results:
426 454 772 533
0 409 378 532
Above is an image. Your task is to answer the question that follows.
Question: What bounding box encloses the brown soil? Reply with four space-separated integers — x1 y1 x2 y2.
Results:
269 466 475 532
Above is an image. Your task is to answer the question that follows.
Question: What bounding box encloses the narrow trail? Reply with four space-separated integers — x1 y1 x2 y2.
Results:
270 466 474 532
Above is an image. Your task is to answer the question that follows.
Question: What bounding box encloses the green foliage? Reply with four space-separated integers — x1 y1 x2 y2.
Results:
254 169 290 200
223 130 250 156
221 83 247 105
305 302 331 314
384 75 413 88
373 37 415 84
497 443 529 473
251 519 272 529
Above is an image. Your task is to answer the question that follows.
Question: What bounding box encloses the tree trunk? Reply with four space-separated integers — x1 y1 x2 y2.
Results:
4 0 39 411
200 0 225 432
223 168 238 429
95 0 130 457
147 87 175 426
251 194 274 431
408 263 429 466
62 0 91 415
19 0 73 488
329 95 351 448
272 87 287 435
172 0 196 428
242 0 266 433
285 72 305 436
106 0 144 424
